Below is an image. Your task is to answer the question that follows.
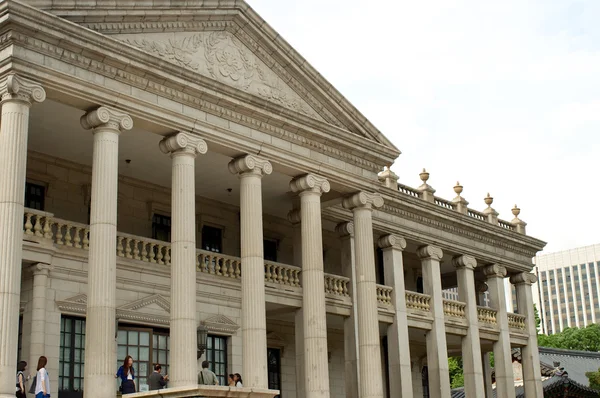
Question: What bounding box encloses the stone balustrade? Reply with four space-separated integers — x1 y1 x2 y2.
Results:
507 313 527 330
324 274 350 296
117 232 171 264
443 299 467 318
405 291 431 312
265 261 301 287
198 250 241 278
477 306 498 325
376 284 393 305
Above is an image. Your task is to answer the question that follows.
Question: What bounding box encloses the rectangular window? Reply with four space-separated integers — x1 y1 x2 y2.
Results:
59 316 86 398
152 332 170 377
206 335 227 385
202 226 222 253
25 182 45 210
267 348 282 398
264 239 278 262
152 214 171 242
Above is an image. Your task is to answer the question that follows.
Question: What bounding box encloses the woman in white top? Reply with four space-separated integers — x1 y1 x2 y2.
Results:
234 373 243 387
34 356 50 398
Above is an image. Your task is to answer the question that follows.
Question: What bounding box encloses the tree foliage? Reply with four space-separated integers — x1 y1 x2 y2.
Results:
537 324 600 351
586 368 600 390
448 357 465 388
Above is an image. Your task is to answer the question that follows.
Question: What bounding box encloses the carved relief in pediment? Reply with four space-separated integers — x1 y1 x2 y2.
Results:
201 314 240 335
118 31 323 120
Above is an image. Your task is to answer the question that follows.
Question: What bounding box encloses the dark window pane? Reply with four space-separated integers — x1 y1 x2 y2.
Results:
202 226 222 253
25 182 46 210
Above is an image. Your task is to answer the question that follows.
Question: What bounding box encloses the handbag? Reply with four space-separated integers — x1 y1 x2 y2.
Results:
28 375 37 394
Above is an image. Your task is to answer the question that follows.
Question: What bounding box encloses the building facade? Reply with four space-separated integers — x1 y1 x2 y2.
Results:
533 244 600 335
0 2 546 398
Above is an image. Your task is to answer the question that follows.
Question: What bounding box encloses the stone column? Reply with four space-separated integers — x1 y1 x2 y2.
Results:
28 263 52 377
342 192 384 398
81 106 133 398
417 245 451 398
476 282 494 398
160 132 207 387
290 174 331 398
229 155 272 388
510 272 543 398
0 75 45 398
453 255 485 397
378 235 413 398
289 208 305 398
483 264 515 398
336 222 360 398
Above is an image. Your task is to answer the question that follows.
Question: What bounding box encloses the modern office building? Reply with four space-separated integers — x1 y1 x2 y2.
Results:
533 244 600 335
0 2 546 398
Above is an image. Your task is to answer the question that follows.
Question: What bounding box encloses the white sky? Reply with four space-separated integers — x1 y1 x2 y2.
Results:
247 0 600 254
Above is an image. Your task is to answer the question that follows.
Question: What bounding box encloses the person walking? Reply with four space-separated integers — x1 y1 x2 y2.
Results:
234 373 243 388
148 364 168 391
198 361 219 386
115 355 136 394
33 356 50 398
15 361 27 398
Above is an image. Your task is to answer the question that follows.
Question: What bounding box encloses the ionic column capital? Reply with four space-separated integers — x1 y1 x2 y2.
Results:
342 191 384 210
287 208 301 225
80 106 133 133
335 221 354 238
0 74 46 105
159 132 207 157
482 264 507 278
509 272 537 286
452 255 477 270
289 173 330 195
228 154 272 177
417 245 443 261
29 262 52 276
476 281 489 293
378 234 406 251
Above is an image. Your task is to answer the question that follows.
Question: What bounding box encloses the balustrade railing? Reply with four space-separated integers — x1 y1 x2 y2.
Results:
265 261 301 287
117 233 171 264
508 313 527 330
477 306 497 325
376 284 393 305
324 274 350 297
498 219 516 231
467 209 486 221
443 299 466 318
405 291 431 312
434 197 455 210
397 183 420 198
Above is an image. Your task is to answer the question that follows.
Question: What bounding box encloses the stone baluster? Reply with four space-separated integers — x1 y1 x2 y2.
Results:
342 192 384 398
453 255 485 397
229 154 272 388
28 263 52 386
417 245 451 398
510 272 543 398
290 174 331 398
483 264 515 398
379 235 413 398
80 106 132 398
160 132 207 387
0 75 45 398
452 182 468 214
336 221 360 398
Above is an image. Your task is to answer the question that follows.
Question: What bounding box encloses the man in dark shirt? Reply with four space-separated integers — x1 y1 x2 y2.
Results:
148 364 168 391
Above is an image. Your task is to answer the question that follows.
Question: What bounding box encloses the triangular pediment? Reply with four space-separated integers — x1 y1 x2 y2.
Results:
201 314 240 335
118 294 171 313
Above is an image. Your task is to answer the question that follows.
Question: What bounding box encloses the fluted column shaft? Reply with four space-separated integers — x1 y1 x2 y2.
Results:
511 273 543 398
81 106 132 398
337 222 360 398
290 174 331 398
453 255 485 397
160 133 207 387
343 192 384 398
29 263 52 379
0 75 45 398
290 209 305 398
483 265 515 398
417 245 451 398
379 235 413 398
229 155 272 388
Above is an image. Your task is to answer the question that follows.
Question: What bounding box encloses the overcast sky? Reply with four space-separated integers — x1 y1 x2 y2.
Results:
247 0 600 254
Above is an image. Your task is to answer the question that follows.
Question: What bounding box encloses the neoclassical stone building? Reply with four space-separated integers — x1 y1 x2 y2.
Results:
0 1 546 398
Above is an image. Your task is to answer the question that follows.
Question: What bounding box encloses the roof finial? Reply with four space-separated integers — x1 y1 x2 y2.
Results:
416 168 435 203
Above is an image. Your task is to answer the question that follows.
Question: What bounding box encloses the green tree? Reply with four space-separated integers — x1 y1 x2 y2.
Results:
586 367 600 390
448 357 464 388
534 304 541 333
537 324 600 351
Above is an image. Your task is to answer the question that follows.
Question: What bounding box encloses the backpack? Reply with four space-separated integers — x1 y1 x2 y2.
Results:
28 375 36 394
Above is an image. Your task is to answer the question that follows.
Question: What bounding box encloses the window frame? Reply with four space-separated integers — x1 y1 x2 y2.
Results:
264 239 278 262
59 316 86 397
151 213 172 242
24 181 46 211
267 348 282 398
201 225 223 253
205 334 228 386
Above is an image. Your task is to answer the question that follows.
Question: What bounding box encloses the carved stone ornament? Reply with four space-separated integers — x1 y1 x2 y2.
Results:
159 131 208 156
289 173 331 195
29 262 53 275
509 272 537 286
0 74 46 104
121 31 322 120
342 192 384 210
416 245 443 261
475 281 489 293
335 222 354 238
80 106 134 132
452 255 477 270
201 314 240 335
287 208 301 225
228 154 272 176
482 264 507 278
378 234 407 251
